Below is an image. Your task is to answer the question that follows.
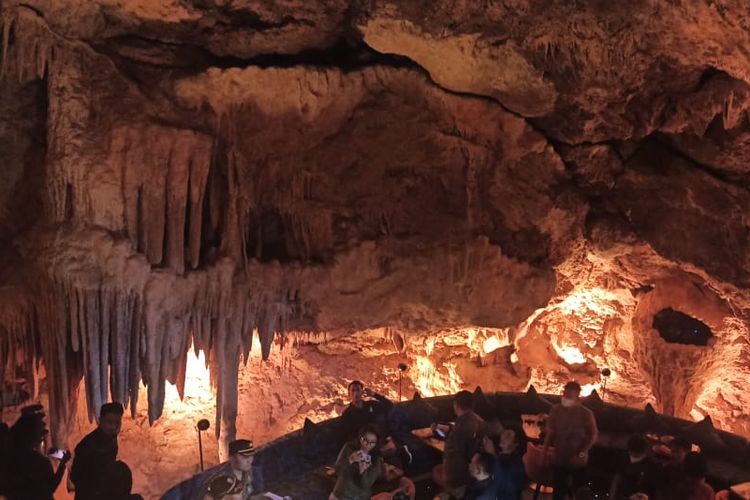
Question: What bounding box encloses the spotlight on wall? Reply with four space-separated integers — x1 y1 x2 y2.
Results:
397 363 409 401
196 418 210 471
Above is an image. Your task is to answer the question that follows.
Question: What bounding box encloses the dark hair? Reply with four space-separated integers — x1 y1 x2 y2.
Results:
627 434 648 455
475 452 495 474
358 424 380 442
348 380 364 391
392 492 410 500
503 423 528 456
683 451 706 479
573 487 594 500
100 460 133 495
563 381 582 394
670 436 691 452
100 402 124 418
454 390 474 411
10 412 46 448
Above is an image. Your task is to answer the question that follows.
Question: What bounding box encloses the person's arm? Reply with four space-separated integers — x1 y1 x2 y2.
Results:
581 409 598 454
354 457 383 488
542 410 556 459
609 472 622 499
49 451 72 492
365 389 393 414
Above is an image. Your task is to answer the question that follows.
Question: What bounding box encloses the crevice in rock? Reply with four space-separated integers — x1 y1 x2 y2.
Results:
652 308 713 346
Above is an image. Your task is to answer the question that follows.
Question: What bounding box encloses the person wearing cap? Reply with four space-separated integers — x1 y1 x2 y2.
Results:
197 439 266 500
5 404 71 500
70 402 124 500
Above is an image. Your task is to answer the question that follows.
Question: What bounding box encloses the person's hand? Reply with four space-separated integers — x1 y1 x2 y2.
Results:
362 388 373 397
482 435 496 455
349 451 363 463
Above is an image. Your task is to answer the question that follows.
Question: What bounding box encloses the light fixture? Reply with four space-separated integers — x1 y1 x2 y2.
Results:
196 418 210 471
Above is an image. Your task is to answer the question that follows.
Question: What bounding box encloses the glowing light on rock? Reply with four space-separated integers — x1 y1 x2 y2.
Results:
413 355 462 397
579 383 600 396
555 344 586 365
482 336 503 354
164 344 213 407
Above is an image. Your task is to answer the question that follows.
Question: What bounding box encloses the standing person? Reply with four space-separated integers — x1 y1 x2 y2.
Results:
196 439 266 499
98 460 143 500
609 434 659 499
542 381 598 500
433 391 487 496
70 402 123 500
6 405 70 500
341 381 393 442
330 425 384 500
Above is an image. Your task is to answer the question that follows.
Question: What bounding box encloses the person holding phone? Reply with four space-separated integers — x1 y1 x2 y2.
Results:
6 404 71 500
330 425 384 500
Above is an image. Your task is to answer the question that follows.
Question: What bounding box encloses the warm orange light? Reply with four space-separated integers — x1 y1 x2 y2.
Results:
482 336 503 354
413 355 462 397
555 344 586 365
164 343 213 407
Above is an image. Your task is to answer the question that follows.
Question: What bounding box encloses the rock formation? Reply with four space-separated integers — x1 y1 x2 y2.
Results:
2 0 750 476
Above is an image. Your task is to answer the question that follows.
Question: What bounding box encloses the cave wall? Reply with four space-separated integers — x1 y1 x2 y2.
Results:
2 0 750 474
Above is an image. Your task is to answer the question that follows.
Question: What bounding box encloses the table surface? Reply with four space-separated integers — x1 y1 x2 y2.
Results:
411 427 446 453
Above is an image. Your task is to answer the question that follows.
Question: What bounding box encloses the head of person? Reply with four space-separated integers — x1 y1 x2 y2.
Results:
683 451 707 480
499 423 527 456
228 439 256 472
453 390 474 416
392 492 410 500
100 460 133 495
357 425 380 454
627 434 648 463
99 402 124 437
348 380 364 406
10 412 46 448
468 452 494 480
561 381 582 406
487 417 503 438
669 437 691 464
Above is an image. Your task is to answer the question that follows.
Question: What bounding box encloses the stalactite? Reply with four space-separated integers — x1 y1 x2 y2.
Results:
0 8 53 84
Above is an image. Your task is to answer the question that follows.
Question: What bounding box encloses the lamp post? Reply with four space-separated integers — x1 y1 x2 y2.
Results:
601 368 611 401
196 418 210 471
398 363 408 401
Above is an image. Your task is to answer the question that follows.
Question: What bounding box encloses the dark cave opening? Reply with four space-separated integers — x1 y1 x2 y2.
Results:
652 308 713 346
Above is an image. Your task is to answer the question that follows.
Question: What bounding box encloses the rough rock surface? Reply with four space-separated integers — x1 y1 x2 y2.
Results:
2 0 750 495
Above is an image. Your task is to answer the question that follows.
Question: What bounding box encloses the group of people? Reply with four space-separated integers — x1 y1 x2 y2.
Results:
0 401 141 499
0 380 725 500
328 380 721 500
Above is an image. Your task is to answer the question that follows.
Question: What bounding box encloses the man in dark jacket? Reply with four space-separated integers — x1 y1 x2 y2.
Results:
70 402 123 499
433 391 487 496
341 380 393 442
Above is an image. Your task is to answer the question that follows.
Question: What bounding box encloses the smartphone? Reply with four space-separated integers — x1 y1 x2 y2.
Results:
434 427 447 440
48 448 67 460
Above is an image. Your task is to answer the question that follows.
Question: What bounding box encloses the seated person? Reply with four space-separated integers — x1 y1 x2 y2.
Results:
663 451 714 500
609 434 659 500
99 460 144 500
432 391 487 497
464 453 498 500
482 423 526 500
330 425 384 500
194 439 270 500
341 381 393 442
370 466 416 500
660 436 691 487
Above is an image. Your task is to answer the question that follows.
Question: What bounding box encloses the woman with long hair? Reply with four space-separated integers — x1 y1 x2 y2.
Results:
330 424 384 500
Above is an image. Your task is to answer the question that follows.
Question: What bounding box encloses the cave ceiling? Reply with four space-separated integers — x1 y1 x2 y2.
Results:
2 0 750 445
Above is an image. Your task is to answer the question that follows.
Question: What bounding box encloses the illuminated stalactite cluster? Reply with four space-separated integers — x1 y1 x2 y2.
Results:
3 2 750 486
